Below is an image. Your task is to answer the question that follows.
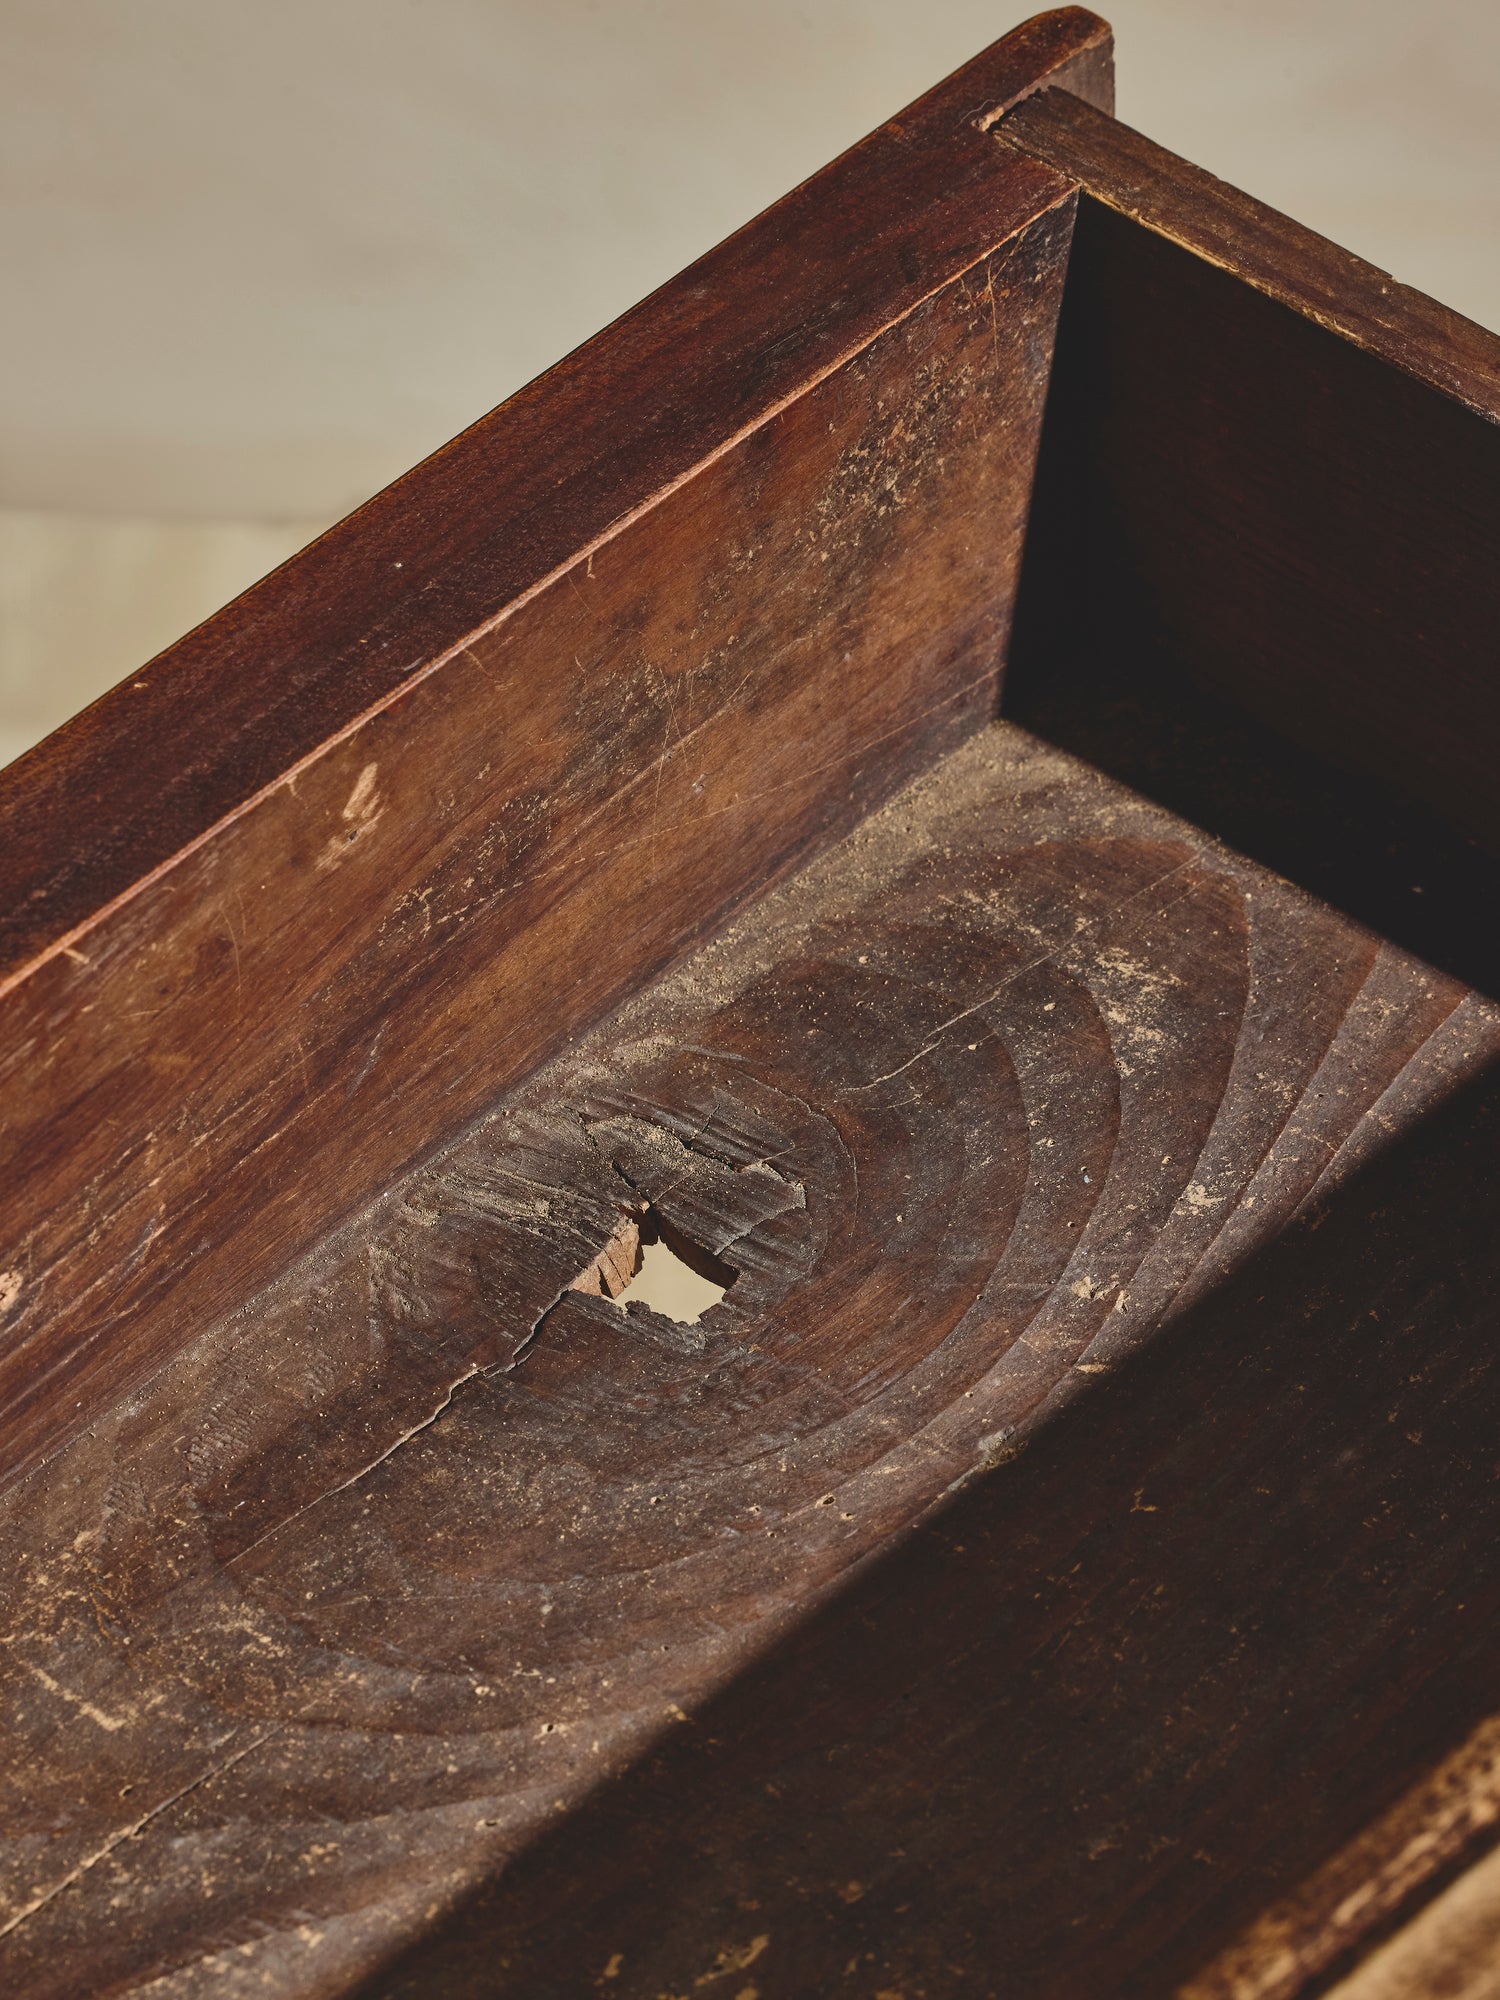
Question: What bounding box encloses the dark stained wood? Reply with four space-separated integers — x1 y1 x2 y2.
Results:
6 17 1500 1998
996 90 1500 867
0 13 1113 1494
997 85 1500 418
5 718 1496 1997
0 21 1114 975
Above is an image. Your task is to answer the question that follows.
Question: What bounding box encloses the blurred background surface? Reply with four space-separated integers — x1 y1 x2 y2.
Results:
2 0 1497 769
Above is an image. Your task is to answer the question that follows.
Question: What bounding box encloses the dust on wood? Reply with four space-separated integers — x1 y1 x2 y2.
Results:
3 717 1496 1997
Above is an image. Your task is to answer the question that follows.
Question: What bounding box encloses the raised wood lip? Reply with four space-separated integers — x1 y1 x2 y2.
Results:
0 8 1111 996
996 83 1500 423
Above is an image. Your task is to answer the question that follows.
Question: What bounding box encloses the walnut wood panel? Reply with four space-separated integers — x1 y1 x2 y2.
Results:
0 15 1114 1493
3 720 1495 1996
996 89 1500 859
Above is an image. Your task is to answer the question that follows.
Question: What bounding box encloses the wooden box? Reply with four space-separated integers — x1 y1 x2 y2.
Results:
3 11 1498 1994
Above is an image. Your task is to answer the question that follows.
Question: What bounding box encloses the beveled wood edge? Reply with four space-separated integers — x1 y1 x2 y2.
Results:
994 85 1500 423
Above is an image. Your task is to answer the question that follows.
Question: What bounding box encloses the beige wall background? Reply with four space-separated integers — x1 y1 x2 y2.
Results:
2 0 1497 769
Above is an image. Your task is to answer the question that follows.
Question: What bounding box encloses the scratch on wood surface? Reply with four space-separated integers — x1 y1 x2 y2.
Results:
0 1728 278 1942
853 856 1194 1089
315 761 384 873
23 1663 131 1734
226 1365 484 1566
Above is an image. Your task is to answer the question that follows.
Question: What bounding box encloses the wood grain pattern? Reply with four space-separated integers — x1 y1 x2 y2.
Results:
996 89 1500 862
0 14 1112 1493
3 719 1495 1996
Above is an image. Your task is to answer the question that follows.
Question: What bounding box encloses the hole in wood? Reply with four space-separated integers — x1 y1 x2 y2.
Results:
569 1208 734 1325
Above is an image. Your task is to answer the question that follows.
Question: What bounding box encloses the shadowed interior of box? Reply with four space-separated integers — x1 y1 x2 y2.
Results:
1005 193 1500 1003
